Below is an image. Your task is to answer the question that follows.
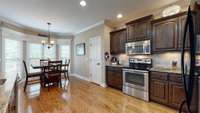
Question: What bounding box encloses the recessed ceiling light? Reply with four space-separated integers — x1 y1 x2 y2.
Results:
117 14 123 19
80 0 87 7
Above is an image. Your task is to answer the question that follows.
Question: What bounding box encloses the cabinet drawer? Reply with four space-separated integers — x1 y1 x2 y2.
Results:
150 71 168 80
106 66 122 72
169 73 182 83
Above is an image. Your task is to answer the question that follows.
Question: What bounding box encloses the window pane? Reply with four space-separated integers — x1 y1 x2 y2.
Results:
5 39 20 59
60 45 70 58
5 39 22 75
44 45 56 60
28 43 42 72
60 45 70 62
29 44 42 58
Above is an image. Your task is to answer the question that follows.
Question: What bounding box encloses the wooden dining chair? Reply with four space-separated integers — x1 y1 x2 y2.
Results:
44 61 62 91
23 60 43 91
40 59 49 66
61 59 70 81
39 59 49 85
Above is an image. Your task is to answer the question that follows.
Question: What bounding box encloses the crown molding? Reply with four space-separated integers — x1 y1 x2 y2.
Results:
75 20 105 35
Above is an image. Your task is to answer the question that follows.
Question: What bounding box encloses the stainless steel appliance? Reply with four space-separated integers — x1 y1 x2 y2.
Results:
123 58 152 101
125 40 151 55
180 6 199 113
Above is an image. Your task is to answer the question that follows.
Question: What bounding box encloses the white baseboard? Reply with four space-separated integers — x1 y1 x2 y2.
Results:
70 73 90 81
100 83 107 88
70 73 107 88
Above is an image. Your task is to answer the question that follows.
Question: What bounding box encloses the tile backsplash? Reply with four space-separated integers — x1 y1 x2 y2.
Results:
115 52 200 69
152 52 182 69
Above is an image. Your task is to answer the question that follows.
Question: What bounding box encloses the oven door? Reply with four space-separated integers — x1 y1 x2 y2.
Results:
123 69 149 91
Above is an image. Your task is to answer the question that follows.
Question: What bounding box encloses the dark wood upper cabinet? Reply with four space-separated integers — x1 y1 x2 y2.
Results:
152 17 179 52
126 15 153 42
178 15 190 49
152 12 200 53
110 29 127 55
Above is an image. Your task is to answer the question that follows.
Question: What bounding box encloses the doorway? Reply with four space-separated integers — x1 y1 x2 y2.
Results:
89 36 102 85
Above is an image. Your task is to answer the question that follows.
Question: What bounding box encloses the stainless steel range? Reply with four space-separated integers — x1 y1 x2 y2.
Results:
123 58 152 101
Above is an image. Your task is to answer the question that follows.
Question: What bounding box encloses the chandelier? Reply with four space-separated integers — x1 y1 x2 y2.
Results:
41 22 55 49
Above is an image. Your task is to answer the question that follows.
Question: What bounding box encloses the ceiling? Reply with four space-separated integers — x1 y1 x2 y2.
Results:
0 0 180 35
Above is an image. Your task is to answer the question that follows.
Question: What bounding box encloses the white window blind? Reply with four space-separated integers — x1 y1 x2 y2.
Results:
27 43 43 72
59 45 70 63
4 38 22 76
44 45 56 60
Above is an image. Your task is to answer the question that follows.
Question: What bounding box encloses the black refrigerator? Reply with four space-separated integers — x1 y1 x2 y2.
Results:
179 2 200 113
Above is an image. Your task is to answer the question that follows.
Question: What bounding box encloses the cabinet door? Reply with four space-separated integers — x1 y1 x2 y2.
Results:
197 36 200 54
178 15 190 49
106 68 122 90
150 79 169 104
119 30 127 53
127 24 135 42
110 29 126 54
110 32 119 54
169 82 186 109
152 18 178 52
133 21 150 40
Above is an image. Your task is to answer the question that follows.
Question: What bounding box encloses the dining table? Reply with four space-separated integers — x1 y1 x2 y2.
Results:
31 63 69 88
31 64 69 70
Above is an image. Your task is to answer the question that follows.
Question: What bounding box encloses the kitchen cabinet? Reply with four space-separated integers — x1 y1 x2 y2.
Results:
152 12 200 53
168 82 185 109
106 66 123 90
178 15 190 49
110 29 127 54
150 71 200 112
152 16 179 52
126 15 153 42
150 72 169 104
150 79 169 104
150 71 186 110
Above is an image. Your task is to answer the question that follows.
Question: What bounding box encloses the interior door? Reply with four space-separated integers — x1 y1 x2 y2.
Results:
89 36 102 85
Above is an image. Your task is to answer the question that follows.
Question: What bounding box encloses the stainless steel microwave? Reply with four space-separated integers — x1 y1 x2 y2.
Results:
125 40 151 55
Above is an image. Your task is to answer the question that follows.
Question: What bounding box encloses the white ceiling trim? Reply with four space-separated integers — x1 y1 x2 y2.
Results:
75 20 104 35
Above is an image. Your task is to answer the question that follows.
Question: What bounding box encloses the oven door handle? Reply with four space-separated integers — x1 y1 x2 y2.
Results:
123 68 148 74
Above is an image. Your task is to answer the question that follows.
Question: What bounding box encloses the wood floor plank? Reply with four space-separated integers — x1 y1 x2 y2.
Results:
18 77 178 113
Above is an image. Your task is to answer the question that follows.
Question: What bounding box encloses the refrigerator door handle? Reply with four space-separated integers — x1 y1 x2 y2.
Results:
180 6 196 113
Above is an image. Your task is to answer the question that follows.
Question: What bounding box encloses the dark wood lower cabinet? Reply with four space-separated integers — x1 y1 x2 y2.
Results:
150 71 198 112
168 82 185 109
150 71 185 110
106 66 122 90
150 79 169 104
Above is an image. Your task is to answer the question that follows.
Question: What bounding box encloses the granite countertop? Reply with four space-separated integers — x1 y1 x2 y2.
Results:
106 64 129 68
0 73 17 113
150 67 182 74
150 67 200 76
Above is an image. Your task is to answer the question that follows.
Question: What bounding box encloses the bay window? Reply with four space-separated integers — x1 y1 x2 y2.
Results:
27 43 43 72
4 38 23 76
59 45 70 63
44 45 56 60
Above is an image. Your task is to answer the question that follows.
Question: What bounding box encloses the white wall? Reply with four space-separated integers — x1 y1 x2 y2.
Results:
72 22 112 86
73 23 104 79
0 27 2 73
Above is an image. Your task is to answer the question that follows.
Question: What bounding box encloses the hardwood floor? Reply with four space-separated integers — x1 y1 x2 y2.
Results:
18 77 178 113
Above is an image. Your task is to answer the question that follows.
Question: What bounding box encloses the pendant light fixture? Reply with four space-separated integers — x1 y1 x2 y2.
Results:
41 22 55 49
